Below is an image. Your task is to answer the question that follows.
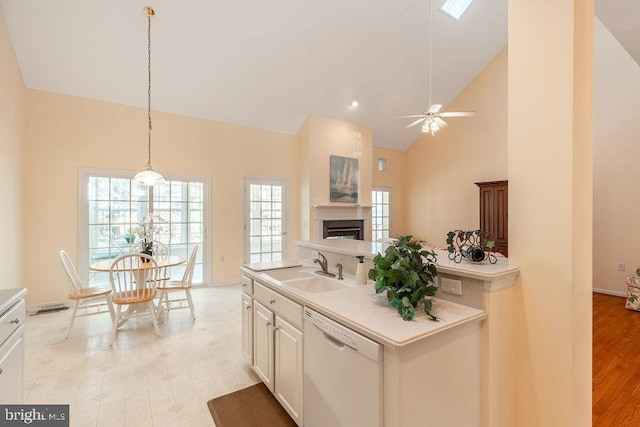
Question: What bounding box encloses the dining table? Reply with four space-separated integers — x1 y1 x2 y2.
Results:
90 254 186 326
90 254 186 275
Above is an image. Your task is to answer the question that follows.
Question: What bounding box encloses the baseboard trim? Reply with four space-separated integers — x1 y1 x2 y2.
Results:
593 288 626 298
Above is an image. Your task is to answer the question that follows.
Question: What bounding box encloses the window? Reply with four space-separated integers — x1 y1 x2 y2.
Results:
79 169 209 286
244 179 288 263
440 0 474 21
372 188 391 241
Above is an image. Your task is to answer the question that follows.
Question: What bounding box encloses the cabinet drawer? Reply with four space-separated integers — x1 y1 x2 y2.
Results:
241 275 253 294
254 282 303 329
0 300 25 347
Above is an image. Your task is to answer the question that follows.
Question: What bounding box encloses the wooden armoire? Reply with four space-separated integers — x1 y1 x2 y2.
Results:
475 180 508 256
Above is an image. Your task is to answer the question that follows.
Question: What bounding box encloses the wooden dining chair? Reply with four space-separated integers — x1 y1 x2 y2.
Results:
108 253 160 346
150 240 170 284
59 250 115 339
157 244 198 320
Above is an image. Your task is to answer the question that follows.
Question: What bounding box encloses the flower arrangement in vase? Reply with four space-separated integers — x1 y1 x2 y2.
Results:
134 212 166 260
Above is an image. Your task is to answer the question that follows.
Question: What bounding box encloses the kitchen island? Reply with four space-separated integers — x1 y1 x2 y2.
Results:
294 239 521 426
240 239 520 426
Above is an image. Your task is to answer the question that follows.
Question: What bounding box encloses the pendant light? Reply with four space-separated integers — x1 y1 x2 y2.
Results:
133 6 165 186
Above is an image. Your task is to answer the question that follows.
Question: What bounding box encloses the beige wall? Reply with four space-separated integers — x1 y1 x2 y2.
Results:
509 0 592 425
0 9 26 290
298 115 373 240
372 147 407 237
593 18 640 295
404 47 508 247
23 90 299 305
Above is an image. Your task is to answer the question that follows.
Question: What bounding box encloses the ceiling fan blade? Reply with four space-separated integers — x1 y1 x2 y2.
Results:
404 117 426 129
434 117 449 128
401 114 427 119
439 111 476 117
428 104 443 114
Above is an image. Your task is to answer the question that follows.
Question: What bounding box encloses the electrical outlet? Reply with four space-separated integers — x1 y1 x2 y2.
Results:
618 263 626 272
311 251 319 260
440 278 463 296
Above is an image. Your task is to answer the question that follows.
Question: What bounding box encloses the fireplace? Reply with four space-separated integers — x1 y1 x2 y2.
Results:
312 205 372 241
322 219 364 240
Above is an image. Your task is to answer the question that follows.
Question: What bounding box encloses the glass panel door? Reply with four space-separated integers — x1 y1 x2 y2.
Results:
245 179 287 264
80 169 209 286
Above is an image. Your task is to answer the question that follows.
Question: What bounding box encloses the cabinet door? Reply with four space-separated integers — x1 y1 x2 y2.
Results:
253 301 274 391
275 316 304 425
0 332 24 404
476 180 508 256
241 292 253 363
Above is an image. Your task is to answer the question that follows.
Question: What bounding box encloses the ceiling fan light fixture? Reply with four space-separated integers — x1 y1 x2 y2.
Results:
134 6 165 187
422 118 439 135
402 0 475 134
440 0 474 21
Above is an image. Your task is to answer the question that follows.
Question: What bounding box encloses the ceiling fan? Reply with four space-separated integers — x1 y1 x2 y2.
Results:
403 0 475 135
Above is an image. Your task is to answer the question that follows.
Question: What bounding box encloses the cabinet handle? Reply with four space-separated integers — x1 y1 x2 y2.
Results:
266 321 271 326
275 326 280 331
246 305 251 310
0 368 2 375
10 319 19 325
269 299 275 304
242 283 247 287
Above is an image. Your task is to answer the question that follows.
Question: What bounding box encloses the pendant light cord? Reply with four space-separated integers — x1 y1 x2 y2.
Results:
147 11 153 169
428 0 433 108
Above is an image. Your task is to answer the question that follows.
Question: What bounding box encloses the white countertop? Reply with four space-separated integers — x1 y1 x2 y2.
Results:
241 265 486 350
296 239 520 291
0 288 28 315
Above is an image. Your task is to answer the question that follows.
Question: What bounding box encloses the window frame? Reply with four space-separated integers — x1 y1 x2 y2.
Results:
78 168 211 285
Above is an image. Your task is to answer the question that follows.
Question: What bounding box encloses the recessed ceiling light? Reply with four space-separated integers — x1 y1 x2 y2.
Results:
351 100 359 108
440 0 473 21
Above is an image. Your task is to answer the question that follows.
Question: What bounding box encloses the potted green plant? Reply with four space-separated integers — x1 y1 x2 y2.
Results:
368 235 439 321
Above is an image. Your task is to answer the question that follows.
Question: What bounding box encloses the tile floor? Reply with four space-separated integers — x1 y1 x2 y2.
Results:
23 284 260 427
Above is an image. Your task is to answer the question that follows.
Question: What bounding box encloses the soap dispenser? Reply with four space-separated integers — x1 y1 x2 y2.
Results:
355 256 367 285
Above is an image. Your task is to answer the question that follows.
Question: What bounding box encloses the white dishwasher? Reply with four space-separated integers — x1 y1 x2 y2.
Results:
303 307 383 427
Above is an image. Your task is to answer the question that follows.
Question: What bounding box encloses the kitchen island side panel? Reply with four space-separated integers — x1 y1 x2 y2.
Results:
383 320 482 427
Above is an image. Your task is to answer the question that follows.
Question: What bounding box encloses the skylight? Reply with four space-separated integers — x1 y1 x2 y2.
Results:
440 0 473 21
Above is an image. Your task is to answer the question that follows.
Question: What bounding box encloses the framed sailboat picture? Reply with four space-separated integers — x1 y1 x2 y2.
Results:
329 155 358 203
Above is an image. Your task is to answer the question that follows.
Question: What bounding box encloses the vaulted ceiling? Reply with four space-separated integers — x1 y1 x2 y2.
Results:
1 1 638 151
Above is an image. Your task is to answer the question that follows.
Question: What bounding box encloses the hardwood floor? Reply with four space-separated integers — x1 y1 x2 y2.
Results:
593 292 640 426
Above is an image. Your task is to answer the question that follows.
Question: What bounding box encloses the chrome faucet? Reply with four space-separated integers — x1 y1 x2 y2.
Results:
314 252 336 277
336 263 343 280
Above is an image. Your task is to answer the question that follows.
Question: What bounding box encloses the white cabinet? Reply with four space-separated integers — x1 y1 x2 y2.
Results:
0 330 24 403
240 274 254 364
241 292 253 363
253 301 275 391
0 291 27 404
275 316 304 425
246 279 304 426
